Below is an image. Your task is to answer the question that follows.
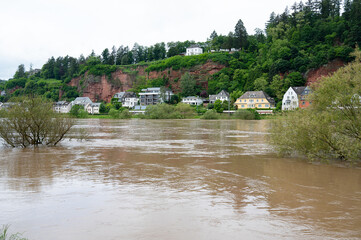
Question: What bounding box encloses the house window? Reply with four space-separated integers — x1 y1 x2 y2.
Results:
302 101 305 105
265 104 269 107
258 104 262 107
241 105 244 108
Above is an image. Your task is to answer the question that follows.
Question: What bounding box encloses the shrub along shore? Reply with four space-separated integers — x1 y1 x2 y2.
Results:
71 103 262 120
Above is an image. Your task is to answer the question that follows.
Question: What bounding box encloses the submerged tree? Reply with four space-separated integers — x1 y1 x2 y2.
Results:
269 50 361 162
0 96 74 148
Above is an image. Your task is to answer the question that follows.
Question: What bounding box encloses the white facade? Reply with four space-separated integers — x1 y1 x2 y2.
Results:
53 101 72 113
282 87 301 111
123 97 139 108
0 102 3 110
87 103 101 114
182 96 203 106
186 46 203 56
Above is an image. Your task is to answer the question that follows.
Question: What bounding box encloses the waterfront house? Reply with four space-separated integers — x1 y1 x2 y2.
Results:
186 45 203 56
139 87 173 106
299 86 312 109
53 101 72 113
113 92 126 102
122 92 139 108
86 103 101 114
281 86 312 111
209 90 230 103
71 97 93 110
181 96 204 106
282 87 305 111
235 91 275 109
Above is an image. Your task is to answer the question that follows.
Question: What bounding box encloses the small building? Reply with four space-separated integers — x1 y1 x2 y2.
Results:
1 90 5 97
87 103 101 114
282 86 309 111
122 92 139 108
299 86 312 109
53 101 72 113
139 87 173 106
235 91 275 109
209 90 230 103
181 96 203 106
0 102 3 110
113 92 126 102
186 45 203 56
72 97 93 107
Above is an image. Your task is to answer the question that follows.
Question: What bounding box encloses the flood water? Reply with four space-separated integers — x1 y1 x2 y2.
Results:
1 119 361 240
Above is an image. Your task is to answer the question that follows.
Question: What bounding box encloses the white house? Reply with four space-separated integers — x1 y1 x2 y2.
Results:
113 92 126 102
72 97 93 108
181 96 203 106
0 90 5 97
0 102 3 110
53 101 72 113
186 45 203 56
282 87 306 111
209 90 230 103
87 103 101 114
122 92 139 108
139 87 173 105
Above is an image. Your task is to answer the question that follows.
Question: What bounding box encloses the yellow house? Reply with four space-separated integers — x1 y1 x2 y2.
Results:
235 91 275 109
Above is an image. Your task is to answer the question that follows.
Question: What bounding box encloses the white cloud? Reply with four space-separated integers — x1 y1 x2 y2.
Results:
0 0 297 79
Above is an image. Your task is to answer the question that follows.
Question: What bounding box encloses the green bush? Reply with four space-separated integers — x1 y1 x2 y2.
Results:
233 109 259 120
201 110 220 119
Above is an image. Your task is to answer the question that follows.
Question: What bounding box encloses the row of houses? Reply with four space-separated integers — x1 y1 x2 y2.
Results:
0 86 312 113
53 97 101 114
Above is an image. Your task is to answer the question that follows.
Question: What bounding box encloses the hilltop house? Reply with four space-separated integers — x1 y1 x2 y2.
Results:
282 86 312 110
122 92 139 108
53 101 72 113
186 45 203 56
139 87 173 105
181 96 204 106
209 90 230 103
235 91 275 109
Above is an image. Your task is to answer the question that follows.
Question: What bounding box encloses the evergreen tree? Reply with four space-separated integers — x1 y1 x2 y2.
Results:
234 19 248 49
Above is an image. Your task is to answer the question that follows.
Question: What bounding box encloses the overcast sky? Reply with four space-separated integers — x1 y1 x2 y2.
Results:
0 0 298 80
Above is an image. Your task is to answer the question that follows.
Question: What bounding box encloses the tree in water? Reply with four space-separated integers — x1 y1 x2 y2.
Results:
269 50 361 162
0 96 74 147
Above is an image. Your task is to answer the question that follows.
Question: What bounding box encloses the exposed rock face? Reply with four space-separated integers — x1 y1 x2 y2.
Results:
69 60 225 102
306 59 345 86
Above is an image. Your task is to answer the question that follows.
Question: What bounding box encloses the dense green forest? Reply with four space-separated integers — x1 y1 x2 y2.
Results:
1 0 360 105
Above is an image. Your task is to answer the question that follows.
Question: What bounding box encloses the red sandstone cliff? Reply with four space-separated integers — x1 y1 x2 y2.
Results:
305 59 345 86
69 60 225 102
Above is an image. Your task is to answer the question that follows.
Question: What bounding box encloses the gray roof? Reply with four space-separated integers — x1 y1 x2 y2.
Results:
188 45 201 49
239 91 275 104
73 97 92 104
90 103 101 107
114 92 125 98
54 101 70 106
123 92 137 98
217 90 229 98
301 86 312 96
291 87 307 96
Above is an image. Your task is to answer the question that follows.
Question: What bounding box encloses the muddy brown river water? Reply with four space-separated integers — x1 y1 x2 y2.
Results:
1 119 361 240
